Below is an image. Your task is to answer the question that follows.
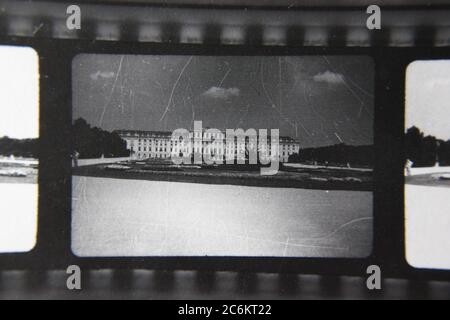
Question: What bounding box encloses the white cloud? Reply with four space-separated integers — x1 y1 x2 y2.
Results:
202 86 240 99
313 71 345 84
90 71 115 80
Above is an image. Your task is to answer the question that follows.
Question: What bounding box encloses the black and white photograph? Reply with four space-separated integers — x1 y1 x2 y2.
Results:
71 54 374 258
0 45 39 253
2 0 450 303
405 60 450 270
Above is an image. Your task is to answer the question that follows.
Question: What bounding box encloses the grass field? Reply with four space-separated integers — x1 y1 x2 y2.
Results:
405 184 450 270
73 160 373 191
72 176 373 258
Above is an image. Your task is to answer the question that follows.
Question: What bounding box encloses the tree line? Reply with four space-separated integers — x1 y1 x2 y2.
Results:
0 136 38 158
72 118 130 159
288 143 374 167
405 126 450 167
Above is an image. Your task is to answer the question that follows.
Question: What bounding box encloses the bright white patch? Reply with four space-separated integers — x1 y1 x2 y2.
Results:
0 183 38 252
0 46 39 139
405 60 450 270
405 185 450 270
406 60 450 140
0 45 39 253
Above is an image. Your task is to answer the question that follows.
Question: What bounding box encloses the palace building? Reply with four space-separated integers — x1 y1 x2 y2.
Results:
116 129 300 163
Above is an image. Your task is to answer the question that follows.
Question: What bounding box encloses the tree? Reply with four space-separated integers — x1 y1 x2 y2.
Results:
288 143 374 167
72 118 130 159
0 136 38 158
438 140 450 166
421 135 438 166
405 126 445 167
405 126 423 165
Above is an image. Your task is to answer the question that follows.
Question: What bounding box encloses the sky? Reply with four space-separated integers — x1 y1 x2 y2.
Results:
0 46 39 139
406 60 450 141
73 54 374 148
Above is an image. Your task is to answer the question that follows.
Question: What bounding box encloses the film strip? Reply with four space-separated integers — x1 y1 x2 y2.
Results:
0 0 450 299
1 270 450 299
2 1 450 47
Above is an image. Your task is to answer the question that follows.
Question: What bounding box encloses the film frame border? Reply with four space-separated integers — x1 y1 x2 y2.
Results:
0 1 448 283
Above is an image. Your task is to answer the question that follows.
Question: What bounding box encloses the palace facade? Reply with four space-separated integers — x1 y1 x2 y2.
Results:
116 129 300 163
